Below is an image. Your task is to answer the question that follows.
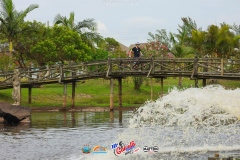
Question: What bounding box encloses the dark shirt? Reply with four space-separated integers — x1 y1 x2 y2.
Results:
132 47 141 57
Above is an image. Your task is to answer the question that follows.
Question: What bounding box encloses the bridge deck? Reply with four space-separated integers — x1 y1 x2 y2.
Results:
1 57 240 89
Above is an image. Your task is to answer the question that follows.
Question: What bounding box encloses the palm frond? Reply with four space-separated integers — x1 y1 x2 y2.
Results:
69 11 75 29
76 18 97 31
53 14 64 25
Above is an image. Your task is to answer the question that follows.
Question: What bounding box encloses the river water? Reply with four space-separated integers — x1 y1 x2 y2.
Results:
0 85 240 160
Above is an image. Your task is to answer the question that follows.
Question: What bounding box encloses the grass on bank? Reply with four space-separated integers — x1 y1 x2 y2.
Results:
0 77 240 108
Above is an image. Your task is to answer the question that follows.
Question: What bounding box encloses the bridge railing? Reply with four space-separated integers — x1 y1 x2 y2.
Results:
60 60 108 81
106 58 152 77
222 59 240 75
196 58 240 76
0 70 14 87
153 58 194 74
1 57 240 89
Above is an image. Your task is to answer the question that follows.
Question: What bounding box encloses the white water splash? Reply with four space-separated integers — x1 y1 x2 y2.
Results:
83 85 240 160
115 85 240 159
129 85 240 128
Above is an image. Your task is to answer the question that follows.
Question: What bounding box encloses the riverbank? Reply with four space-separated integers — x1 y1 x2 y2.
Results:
31 106 138 112
1 78 240 109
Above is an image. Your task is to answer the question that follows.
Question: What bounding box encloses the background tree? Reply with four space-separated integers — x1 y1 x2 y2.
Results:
190 29 206 57
169 18 196 86
148 29 172 49
231 23 240 36
204 24 240 58
103 37 120 53
0 0 38 52
13 21 47 67
0 54 12 71
132 77 144 91
53 11 103 49
89 48 109 61
30 26 92 65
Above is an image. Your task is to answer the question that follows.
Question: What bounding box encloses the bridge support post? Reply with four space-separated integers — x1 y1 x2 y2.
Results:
202 79 206 87
151 78 153 100
221 58 224 76
110 111 114 122
63 83 67 108
72 81 76 108
118 78 122 108
161 78 164 94
28 86 32 104
195 79 198 88
110 79 114 111
119 110 122 123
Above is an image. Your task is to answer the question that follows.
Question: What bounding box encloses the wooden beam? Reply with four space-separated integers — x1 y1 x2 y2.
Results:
195 79 198 88
72 81 76 108
110 79 114 111
118 78 122 108
161 78 164 94
119 111 122 123
221 58 224 76
110 111 114 122
28 86 32 104
151 78 153 100
63 83 67 108
202 79 206 87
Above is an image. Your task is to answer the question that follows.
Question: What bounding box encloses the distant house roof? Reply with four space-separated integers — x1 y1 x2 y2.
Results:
119 43 129 52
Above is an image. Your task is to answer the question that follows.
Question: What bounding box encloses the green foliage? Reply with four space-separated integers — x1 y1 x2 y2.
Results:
132 77 144 91
204 24 237 58
148 16 240 59
12 21 49 67
53 12 103 49
191 29 207 57
0 54 14 71
30 40 57 65
89 48 109 60
29 26 92 65
97 37 127 58
104 37 120 52
171 44 195 58
148 29 171 49
0 0 39 49
51 26 92 63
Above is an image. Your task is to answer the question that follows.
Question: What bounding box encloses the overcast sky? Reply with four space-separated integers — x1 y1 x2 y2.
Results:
12 0 240 47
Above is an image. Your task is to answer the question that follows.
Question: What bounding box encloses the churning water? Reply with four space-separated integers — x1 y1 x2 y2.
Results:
0 85 240 160
82 85 240 160
115 85 240 160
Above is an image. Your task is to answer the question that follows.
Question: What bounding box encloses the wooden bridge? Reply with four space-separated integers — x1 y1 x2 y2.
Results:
1 57 240 109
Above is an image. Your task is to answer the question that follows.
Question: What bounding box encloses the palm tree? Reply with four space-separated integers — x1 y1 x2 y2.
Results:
53 12 103 49
170 18 196 87
0 0 39 52
204 24 239 58
191 29 207 57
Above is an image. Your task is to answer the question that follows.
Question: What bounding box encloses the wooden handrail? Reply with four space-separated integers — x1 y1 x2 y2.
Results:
1 57 240 89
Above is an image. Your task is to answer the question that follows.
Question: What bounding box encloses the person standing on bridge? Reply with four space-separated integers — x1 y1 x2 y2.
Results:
129 42 143 69
129 42 143 58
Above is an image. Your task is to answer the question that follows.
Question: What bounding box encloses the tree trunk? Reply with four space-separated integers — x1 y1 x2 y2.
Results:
133 77 144 91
